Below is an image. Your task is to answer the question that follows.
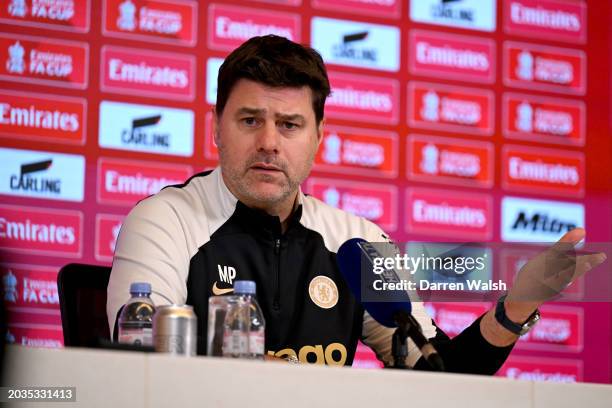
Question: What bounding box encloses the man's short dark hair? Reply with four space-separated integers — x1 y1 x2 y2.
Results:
216 35 331 125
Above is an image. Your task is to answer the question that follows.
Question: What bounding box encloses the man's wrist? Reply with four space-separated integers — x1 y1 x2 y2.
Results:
504 298 539 325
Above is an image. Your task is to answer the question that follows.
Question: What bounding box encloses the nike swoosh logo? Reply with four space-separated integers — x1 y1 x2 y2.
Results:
212 281 234 295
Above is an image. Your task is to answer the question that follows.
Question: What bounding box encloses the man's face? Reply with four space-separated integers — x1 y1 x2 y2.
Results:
214 79 323 213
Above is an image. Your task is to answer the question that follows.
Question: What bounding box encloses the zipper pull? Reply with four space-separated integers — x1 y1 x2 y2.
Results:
274 238 281 254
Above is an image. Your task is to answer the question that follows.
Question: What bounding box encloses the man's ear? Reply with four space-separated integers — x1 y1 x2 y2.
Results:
212 107 220 146
316 118 325 148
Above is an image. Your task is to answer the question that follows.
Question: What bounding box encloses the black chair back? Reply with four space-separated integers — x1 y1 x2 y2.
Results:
57 263 111 347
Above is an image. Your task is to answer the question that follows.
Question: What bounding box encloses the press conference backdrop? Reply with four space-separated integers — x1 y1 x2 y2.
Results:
0 0 611 383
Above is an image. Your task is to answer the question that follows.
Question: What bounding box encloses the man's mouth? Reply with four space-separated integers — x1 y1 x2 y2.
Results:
250 162 283 174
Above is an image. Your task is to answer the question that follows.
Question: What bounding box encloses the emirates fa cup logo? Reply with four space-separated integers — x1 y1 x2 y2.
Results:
516 101 533 133
516 50 534 81
6 41 25 74
420 144 439 175
322 133 341 165
117 0 137 31
421 90 440 122
323 187 340 208
3 270 18 303
8 0 27 17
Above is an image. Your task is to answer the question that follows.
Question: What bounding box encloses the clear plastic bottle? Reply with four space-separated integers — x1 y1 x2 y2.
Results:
221 295 249 358
117 282 156 346
234 280 266 360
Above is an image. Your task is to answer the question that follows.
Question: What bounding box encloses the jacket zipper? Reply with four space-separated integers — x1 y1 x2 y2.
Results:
273 237 281 310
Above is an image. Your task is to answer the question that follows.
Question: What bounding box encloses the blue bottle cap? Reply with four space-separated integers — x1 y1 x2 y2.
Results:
233 280 256 295
129 282 151 295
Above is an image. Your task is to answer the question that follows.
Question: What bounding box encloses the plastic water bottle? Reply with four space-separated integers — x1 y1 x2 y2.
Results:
118 282 156 346
221 294 249 358
234 280 266 360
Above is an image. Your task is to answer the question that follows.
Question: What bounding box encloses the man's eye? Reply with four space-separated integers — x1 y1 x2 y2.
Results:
283 122 299 130
242 117 257 126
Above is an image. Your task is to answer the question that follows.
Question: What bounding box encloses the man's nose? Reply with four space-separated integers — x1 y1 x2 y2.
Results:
256 122 280 153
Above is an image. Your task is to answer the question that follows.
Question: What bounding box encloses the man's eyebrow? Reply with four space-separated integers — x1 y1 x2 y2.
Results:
275 113 305 122
235 107 266 116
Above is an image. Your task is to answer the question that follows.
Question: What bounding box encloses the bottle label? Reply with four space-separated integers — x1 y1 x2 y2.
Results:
223 329 248 357
249 329 265 356
119 327 153 346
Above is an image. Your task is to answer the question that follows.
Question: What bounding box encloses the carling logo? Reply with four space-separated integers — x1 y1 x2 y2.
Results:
0 90 86 145
103 0 197 46
95 213 125 262
206 57 223 105
5 325 63 348
498 357 582 383
314 126 398 178
306 177 397 232
0 204 82 257
100 45 195 101
0 0 90 32
503 93 585 146
99 100 194 157
409 30 495 83
504 0 587 44
208 3 300 52
517 305 583 352
97 157 192 206
406 187 492 240
407 134 493 188
326 71 399 124
410 0 496 32
502 145 585 197
501 196 584 243
0 33 88 89
0 147 85 202
504 41 586 95
423 302 490 337
311 17 400 72
1 264 59 310
312 0 401 19
407 81 493 135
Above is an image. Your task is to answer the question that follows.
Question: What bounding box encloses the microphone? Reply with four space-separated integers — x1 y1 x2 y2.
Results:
337 238 444 371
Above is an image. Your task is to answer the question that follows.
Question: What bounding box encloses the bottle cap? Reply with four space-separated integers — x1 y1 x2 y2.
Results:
233 280 256 295
129 282 151 295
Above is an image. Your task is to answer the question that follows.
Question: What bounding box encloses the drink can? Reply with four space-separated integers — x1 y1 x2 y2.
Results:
153 304 197 356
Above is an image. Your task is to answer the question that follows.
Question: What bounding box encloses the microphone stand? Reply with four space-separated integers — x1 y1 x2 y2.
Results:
391 311 445 371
